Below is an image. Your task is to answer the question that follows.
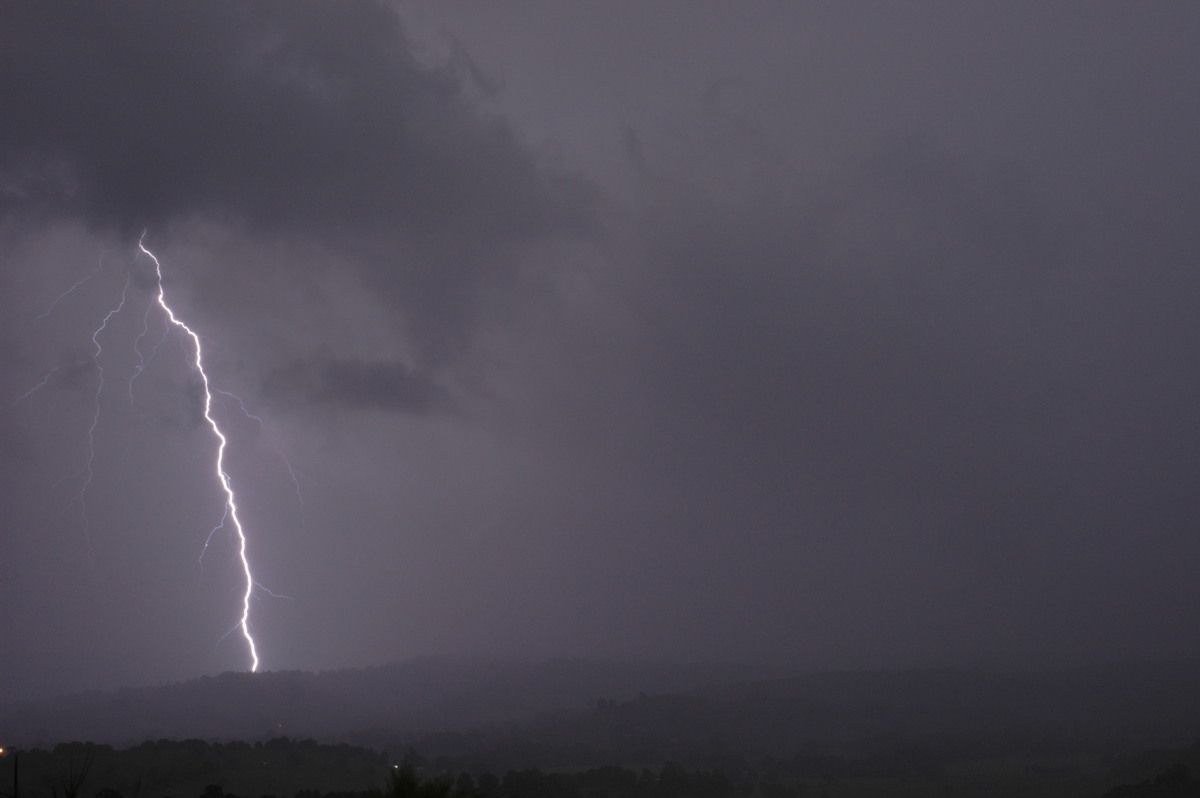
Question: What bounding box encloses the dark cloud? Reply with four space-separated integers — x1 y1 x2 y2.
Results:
263 354 449 414
485 116 1200 666
1 0 596 362
3 2 1200 700
1 0 587 236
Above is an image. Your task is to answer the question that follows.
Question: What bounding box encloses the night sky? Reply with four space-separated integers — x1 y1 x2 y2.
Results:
3 2 1200 702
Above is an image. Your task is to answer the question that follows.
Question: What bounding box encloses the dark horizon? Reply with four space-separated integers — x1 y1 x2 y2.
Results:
6 655 1200 752
9 650 1200 708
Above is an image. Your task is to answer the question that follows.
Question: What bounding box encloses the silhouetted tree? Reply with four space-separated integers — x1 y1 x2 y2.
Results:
0 752 16 798
476 773 499 796
55 745 96 798
1103 763 1200 797
386 766 460 798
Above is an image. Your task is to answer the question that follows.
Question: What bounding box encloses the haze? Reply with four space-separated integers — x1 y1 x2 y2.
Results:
2 1 1199 702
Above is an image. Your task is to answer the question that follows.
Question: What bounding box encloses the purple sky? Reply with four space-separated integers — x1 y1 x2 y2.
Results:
3 1 1199 701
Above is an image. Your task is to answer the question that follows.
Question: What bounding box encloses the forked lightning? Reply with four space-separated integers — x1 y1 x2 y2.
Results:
138 234 261 671
14 234 278 673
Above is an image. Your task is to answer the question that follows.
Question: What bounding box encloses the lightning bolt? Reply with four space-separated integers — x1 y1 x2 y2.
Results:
138 233 262 672
127 299 157 404
13 250 113 406
34 253 108 321
17 270 133 557
74 273 133 555
16 237 290 673
215 388 308 529
11 362 76 407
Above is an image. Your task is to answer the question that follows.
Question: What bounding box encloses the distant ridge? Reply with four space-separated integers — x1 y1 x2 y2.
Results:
3 658 1198 753
0 656 777 746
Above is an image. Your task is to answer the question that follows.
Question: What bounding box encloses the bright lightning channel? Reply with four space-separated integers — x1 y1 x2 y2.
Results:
214 388 307 525
138 234 261 672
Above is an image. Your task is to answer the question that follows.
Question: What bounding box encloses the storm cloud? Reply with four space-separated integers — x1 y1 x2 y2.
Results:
1 0 594 361
264 354 450 414
2 2 1199 700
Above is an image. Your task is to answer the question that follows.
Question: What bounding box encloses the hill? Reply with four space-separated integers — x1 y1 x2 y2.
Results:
0 657 774 747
